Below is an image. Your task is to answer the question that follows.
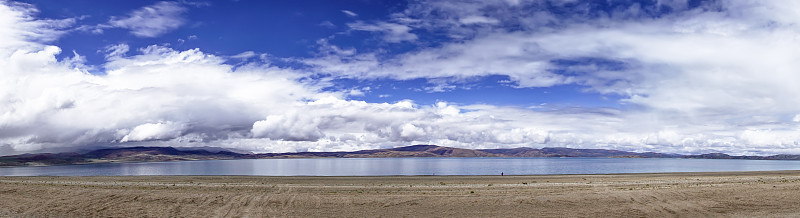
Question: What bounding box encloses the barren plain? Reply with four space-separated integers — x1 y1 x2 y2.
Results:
3 171 800 217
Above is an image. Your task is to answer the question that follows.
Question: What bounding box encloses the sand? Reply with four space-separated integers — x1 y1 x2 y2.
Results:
2 171 800 217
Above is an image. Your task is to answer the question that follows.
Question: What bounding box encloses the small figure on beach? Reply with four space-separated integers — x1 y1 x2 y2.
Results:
501 172 504 176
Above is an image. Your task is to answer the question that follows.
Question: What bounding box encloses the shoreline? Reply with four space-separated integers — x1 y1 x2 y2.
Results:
5 145 800 168
3 170 800 217
5 156 800 177
5 168 800 176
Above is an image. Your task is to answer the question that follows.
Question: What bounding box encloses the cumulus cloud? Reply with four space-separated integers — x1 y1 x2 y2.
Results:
108 1 188 37
0 41 316 152
121 122 185 142
301 0 800 154
0 2 326 153
2 1 800 156
252 112 325 141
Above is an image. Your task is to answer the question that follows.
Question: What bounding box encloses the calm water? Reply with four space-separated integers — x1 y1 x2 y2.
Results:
2 158 800 176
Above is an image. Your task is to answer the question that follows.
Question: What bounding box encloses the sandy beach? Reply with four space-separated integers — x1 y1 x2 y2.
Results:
2 171 800 217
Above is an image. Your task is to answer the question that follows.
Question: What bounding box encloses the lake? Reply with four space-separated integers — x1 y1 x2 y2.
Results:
2 157 800 176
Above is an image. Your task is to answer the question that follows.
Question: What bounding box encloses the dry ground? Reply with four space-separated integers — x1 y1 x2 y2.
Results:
2 171 800 217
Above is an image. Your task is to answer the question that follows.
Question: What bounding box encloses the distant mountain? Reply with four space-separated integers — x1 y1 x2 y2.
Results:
0 152 86 166
255 145 497 158
684 153 800 160
0 145 798 167
478 147 681 158
0 147 243 167
84 147 244 159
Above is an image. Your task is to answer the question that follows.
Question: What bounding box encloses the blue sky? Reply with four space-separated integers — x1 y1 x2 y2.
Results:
24 0 625 107
29 0 406 59
2 0 800 155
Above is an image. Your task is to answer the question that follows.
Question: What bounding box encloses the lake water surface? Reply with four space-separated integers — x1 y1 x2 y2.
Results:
2 157 800 176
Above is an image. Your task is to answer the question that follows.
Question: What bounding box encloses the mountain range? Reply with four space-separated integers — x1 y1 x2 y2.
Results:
2 145 799 167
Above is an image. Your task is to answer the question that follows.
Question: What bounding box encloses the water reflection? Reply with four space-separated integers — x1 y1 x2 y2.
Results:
1 158 800 176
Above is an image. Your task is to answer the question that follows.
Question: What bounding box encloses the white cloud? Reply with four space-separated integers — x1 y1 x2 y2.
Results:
307 33 562 86
0 2 329 153
231 51 256 60
3 1 800 156
103 43 130 59
121 122 185 142
458 16 500 25
347 89 365 96
314 1 800 113
318 20 336 28
108 1 187 37
341 10 358 17
300 0 800 154
347 21 417 43
0 1 70 52
251 112 325 141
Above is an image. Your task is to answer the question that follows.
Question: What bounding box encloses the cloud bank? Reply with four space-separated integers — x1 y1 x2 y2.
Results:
2 1 800 155
304 0 800 154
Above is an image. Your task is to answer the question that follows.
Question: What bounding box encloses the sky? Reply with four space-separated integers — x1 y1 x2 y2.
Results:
1 0 800 155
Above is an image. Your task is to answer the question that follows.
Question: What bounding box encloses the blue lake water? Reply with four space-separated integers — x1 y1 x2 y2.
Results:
2 158 800 176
